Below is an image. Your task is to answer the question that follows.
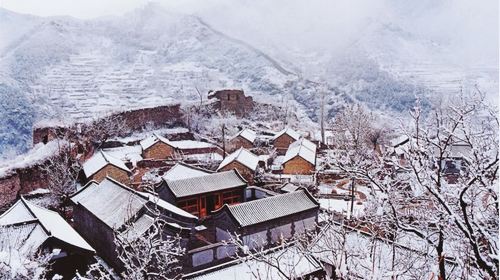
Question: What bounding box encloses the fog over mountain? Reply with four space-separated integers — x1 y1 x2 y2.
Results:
0 0 497 157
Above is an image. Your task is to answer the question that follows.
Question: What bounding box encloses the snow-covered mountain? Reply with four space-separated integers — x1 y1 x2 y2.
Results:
0 3 497 157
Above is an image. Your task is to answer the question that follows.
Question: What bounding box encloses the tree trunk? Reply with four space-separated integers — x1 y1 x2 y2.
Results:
437 229 446 280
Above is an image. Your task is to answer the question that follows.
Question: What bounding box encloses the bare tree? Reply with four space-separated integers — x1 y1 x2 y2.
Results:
333 91 499 279
40 144 81 212
81 114 129 149
0 226 52 279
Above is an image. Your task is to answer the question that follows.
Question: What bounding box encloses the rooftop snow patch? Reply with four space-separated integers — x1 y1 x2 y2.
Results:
71 178 148 229
231 129 257 144
82 150 130 178
272 127 301 141
283 140 316 165
140 133 173 150
170 140 215 150
217 148 259 171
0 198 95 253
162 162 213 181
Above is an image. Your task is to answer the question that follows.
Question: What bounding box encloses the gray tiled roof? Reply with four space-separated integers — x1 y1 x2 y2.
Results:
165 170 247 198
71 178 147 229
224 190 319 227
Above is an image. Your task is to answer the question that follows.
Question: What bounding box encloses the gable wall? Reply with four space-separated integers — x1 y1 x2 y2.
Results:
283 156 315 175
219 161 254 184
89 165 130 185
143 142 175 160
273 134 296 155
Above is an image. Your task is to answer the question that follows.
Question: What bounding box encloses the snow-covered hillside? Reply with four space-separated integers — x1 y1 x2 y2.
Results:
0 3 497 157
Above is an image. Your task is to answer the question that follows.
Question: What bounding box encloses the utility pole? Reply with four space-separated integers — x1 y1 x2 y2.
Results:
222 123 226 159
320 88 326 145
350 176 356 218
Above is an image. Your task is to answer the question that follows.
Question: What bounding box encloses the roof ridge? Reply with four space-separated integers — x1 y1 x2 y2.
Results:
103 176 148 200
19 197 51 236
100 150 110 164
228 189 306 209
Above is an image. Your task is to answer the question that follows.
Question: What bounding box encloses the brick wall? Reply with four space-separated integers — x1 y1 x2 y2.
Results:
0 173 21 211
143 142 176 159
219 161 254 184
273 134 296 155
283 157 315 175
227 137 253 153
88 165 130 185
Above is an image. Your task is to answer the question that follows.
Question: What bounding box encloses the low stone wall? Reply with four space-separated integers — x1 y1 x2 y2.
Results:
0 163 49 211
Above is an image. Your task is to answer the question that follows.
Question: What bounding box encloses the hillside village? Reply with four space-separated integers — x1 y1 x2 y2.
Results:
1 86 493 280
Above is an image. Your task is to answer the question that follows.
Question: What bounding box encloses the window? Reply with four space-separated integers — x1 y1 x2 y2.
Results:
178 199 198 215
222 190 241 205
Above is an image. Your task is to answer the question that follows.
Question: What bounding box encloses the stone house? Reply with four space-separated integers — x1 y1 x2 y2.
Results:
282 138 317 175
140 134 177 160
212 190 319 249
157 170 247 219
217 148 259 184
227 129 256 152
272 128 301 155
208 89 254 117
0 197 95 278
82 150 131 185
70 177 197 271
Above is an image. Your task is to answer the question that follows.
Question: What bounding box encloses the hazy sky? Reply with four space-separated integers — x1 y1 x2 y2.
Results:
2 0 498 68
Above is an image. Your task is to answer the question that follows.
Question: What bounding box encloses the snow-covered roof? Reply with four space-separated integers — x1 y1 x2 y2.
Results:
140 133 173 150
71 178 148 229
231 129 257 144
82 150 130 178
217 148 259 171
186 245 322 280
289 138 317 153
0 198 95 253
102 145 143 165
170 140 215 150
138 191 198 220
272 127 301 141
163 170 247 198
283 141 316 165
280 183 301 193
162 162 213 181
219 190 319 227
119 214 155 243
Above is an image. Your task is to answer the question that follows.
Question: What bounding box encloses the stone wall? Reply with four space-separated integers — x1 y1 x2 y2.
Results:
208 90 254 117
0 173 21 211
115 104 183 132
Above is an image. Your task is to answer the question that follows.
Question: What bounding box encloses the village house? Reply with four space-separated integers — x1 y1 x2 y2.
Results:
208 89 254 117
0 197 95 278
212 189 320 249
272 127 301 155
70 177 198 270
157 170 248 219
140 134 221 161
227 129 256 152
282 138 317 175
217 148 259 184
140 133 177 159
82 150 131 185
